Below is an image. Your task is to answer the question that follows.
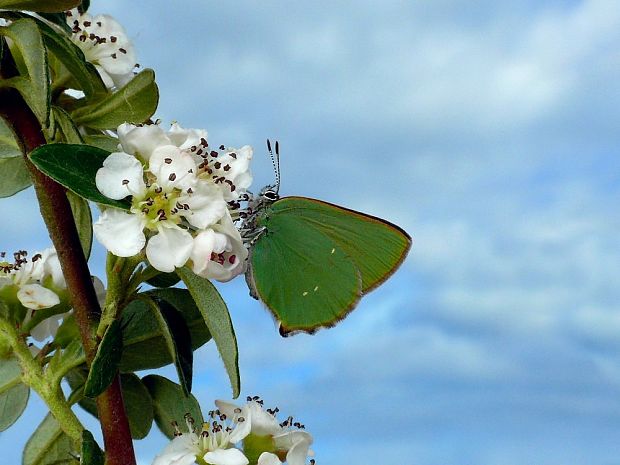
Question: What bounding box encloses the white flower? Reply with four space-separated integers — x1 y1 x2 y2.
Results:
190 212 248 282
94 123 251 274
0 248 65 310
215 399 313 465
67 9 137 89
152 415 249 465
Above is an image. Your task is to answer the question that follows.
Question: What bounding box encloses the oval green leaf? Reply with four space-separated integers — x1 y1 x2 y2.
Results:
0 357 29 431
67 191 92 259
0 0 80 13
177 267 240 398
141 296 193 395
71 69 158 130
83 319 122 398
22 413 75 465
0 18 50 127
80 430 103 465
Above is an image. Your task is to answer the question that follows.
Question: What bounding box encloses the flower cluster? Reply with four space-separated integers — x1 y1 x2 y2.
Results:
94 123 252 280
0 248 67 343
66 9 137 89
153 398 314 465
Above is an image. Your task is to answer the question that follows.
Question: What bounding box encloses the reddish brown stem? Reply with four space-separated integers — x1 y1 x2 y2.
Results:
0 65 136 464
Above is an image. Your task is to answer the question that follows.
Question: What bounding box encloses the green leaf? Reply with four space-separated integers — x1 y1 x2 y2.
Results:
0 0 80 13
82 134 119 153
0 117 30 197
0 116 22 158
80 430 103 465
142 374 203 439
0 357 29 431
142 296 193 395
119 373 153 439
146 271 181 288
0 155 31 197
119 288 211 372
0 18 49 127
22 413 75 465
72 69 159 130
37 13 72 33
67 191 92 259
177 267 240 398
29 143 130 210
34 18 106 98
51 106 83 144
83 320 122 397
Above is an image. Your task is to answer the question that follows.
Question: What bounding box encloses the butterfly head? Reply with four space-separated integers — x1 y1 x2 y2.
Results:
258 184 280 203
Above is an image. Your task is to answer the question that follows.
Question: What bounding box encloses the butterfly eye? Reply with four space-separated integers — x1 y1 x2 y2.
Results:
263 190 278 201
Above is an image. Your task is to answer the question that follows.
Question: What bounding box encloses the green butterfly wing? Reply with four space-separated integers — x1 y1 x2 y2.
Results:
249 196 412 334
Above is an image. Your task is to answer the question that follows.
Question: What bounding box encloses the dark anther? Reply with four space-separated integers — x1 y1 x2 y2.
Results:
164 157 172 164
122 179 129 185
168 173 177 181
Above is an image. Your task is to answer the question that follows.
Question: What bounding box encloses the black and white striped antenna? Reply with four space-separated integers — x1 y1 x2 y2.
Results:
266 139 281 195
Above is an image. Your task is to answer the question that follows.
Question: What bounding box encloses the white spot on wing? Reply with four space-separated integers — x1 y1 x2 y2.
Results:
331 248 335 254
314 286 319 292
302 291 308 296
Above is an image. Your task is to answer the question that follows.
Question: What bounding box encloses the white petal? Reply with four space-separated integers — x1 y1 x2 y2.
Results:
118 123 170 162
152 435 200 465
17 284 60 310
150 146 197 191
214 400 239 418
181 183 227 229
41 248 65 289
30 313 66 342
146 228 194 272
273 431 313 465
94 209 146 257
257 452 282 465
96 152 146 200
247 402 281 436
190 229 216 277
227 409 252 443
203 448 248 465
168 123 208 150
95 64 115 89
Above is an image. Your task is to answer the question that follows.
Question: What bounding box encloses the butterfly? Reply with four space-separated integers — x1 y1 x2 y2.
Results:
241 141 412 336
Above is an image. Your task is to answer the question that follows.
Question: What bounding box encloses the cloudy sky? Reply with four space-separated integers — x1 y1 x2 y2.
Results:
2 1 620 464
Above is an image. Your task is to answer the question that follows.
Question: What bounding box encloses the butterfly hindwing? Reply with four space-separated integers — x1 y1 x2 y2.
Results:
249 196 411 333
251 210 363 333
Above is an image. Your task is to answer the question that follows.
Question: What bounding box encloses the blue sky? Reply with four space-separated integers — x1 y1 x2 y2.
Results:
2 0 620 464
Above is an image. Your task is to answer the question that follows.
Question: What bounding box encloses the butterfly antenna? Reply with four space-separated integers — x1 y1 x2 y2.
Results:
266 139 281 194
275 140 281 195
